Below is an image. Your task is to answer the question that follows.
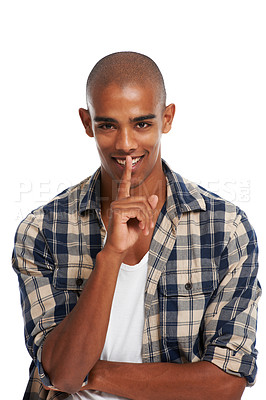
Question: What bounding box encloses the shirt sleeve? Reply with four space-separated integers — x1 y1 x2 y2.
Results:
202 209 261 386
12 211 80 389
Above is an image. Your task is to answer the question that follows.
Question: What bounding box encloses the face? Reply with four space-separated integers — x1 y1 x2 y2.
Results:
80 82 175 196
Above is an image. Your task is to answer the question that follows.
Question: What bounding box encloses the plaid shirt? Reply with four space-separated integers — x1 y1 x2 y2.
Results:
12 160 261 400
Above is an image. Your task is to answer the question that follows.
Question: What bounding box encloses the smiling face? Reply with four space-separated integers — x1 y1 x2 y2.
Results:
80 82 175 199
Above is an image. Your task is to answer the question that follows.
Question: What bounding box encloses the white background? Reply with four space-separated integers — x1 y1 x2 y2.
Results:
1 1 265 398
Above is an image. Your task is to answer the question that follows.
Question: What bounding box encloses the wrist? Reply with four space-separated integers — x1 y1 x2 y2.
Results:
97 245 124 267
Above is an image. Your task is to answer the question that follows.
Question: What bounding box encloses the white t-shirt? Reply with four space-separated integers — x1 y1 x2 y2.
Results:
69 252 149 400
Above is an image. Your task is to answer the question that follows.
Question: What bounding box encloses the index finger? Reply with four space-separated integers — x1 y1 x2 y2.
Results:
117 156 132 199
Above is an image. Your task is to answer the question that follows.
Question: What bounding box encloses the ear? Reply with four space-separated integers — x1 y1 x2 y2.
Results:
162 103 175 134
79 108 94 137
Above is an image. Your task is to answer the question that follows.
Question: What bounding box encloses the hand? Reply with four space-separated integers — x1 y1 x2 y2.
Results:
104 156 158 256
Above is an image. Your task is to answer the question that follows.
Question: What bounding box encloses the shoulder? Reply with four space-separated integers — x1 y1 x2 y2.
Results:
166 162 241 218
166 164 256 243
15 174 94 233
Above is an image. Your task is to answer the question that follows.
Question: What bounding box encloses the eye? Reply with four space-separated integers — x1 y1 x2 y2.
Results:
98 123 116 131
136 122 151 129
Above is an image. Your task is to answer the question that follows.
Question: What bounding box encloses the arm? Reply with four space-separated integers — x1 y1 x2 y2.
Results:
85 359 246 400
12 206 129 394
201 209 261 387
41 156 158 393
41 247 124 393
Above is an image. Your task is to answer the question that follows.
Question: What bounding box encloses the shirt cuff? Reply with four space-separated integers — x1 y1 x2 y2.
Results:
202 344 258 386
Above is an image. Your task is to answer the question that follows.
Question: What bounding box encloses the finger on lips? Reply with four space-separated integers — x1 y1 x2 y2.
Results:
113 156 156 235
117 155 132 199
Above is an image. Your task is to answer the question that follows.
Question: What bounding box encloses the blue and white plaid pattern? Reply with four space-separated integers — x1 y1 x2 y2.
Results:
12 160 261 399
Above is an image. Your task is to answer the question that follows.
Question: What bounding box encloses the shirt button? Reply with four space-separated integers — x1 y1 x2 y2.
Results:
76 278 84 287
185 282 193 291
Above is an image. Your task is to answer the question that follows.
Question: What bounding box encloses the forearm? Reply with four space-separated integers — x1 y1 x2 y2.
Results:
86 360 246 400
42 248 123 393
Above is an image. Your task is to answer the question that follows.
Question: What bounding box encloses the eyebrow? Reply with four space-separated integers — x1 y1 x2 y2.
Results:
130 114 156 123
94 116 118 123
94 114 156 124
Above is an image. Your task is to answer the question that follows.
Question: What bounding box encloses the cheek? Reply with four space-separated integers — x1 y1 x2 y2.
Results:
145 133 161 152
94 136 111 157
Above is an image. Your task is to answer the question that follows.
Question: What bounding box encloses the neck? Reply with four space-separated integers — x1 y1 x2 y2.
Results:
129 172 166 202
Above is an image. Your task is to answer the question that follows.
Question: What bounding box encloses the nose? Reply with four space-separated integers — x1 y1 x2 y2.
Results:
115 126 137 153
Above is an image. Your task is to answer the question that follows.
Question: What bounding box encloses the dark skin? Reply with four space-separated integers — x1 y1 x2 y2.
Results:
42 82 246 398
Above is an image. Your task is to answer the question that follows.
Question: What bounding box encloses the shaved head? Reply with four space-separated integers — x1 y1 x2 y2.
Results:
86 51 166 109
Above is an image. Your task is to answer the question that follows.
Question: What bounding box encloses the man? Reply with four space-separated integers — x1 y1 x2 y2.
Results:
13 52 261 400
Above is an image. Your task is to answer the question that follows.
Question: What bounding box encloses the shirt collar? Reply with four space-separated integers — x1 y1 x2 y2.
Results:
79 159 206 218
162 159 206 222
79 167 102 213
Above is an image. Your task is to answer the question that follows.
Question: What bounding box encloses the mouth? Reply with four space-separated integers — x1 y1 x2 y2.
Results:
113 155 145 169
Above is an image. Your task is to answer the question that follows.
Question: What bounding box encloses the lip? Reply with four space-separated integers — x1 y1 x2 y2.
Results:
112 155 145 172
